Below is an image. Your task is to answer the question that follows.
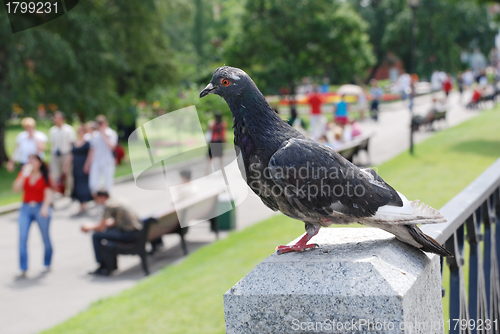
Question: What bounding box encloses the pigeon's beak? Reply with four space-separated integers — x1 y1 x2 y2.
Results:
200 83 215 98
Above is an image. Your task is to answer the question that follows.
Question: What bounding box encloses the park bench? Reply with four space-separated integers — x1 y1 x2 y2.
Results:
411 109 447 131
111 186 225 276
335 132 373 164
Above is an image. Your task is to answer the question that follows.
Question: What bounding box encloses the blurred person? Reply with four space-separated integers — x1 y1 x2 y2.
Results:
334 94 349 126
84 121 96 141
457 72 464 101
478 70 488 87
466 86 483 109
49 111 76 196
288 103 307 135
369 79 383 122
329 127 343 150
318 135 332 148
12 154 54 277
463 69 474 88
307 86 323 140
471 48 487 75
398 72 412 100
297 77 313 94
287 103 298 126
84 115 118 194
7 117 47 172
82 191 142 276
350 118 362 138
442 74 452 98
65 124 93 215
430 70 442 92
357 89 368 121
320 76 330 93
207 111 227 173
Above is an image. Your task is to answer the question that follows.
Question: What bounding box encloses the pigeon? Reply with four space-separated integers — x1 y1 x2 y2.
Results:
200 66 452 257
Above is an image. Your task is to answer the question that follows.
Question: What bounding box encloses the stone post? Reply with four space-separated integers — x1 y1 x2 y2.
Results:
224 228 444 334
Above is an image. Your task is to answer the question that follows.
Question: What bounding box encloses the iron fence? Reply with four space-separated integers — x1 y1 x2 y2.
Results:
421 158 500 334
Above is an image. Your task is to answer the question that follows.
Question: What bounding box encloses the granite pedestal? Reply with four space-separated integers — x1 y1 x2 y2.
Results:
224 228 444 334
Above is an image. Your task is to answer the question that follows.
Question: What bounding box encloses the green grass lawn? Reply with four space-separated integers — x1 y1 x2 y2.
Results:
43 106 500 334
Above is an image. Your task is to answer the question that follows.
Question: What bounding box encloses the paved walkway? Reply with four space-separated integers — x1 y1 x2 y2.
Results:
0 91 479 334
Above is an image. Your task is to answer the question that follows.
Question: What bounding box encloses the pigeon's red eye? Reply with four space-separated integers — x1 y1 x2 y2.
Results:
221 79 230 86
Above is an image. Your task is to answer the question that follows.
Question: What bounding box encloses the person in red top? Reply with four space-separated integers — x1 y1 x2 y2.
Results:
12 154 54 278
207 111 227 173
307 86 323 140
443 75 452 97
467 86 483 109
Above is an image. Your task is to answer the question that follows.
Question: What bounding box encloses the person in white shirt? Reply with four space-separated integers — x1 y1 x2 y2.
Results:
398 73 412 100
462 69 474 88
84 115 118 194
7 117 47 172
49 111 76 193
430 70 442 92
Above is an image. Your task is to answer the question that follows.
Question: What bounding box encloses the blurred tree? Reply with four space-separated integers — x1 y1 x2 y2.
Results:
223 0 375 94
350 0 497 80
0 0 188 164
383 0 497 78
349 0 397 83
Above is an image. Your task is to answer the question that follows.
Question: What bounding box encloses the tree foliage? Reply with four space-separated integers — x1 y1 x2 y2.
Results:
350 0 497 79
223 0 375 93
0 0 189 163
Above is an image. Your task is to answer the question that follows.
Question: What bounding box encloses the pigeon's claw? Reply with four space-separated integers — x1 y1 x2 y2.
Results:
276 243 318 255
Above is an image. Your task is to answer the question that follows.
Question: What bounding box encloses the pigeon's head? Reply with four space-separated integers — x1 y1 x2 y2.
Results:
200 66 251 100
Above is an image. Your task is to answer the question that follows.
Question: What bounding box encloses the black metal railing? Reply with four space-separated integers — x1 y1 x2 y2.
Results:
422 158 500 334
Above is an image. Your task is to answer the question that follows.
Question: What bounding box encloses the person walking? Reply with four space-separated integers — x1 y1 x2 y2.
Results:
207 111 227 172
334 94 349 126
7 117 47 172
443 74 452 98
307 86 323 140
84 115 118 195
49 111 76 196
65 124 93 215
457 72 464 102
12 154 54 278
369 80 384 122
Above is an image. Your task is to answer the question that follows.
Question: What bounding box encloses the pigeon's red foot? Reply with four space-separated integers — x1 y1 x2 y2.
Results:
275 230 320 255
275 243 319 254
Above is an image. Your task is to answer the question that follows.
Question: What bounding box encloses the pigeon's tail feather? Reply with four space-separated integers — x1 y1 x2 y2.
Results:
411 200 445 220
373 193 447 225
405 225 454 257
363 221 453 257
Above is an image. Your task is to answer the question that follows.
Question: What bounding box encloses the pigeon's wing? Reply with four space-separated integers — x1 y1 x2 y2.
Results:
268 138 402 218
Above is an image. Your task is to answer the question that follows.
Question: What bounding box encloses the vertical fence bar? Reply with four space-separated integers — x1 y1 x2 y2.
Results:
490 191 500 334
447 232 461 334
448 225 472 334
467 214 480 333
483 202 492 313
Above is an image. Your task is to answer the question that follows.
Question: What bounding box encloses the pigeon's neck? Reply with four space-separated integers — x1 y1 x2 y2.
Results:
224 88 283 128
224 87 298 158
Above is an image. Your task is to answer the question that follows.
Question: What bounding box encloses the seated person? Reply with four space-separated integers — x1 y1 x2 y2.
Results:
318 135 331 148
323 128 343 150
350 118 362 138
82 190 142 276
467 87 483 109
